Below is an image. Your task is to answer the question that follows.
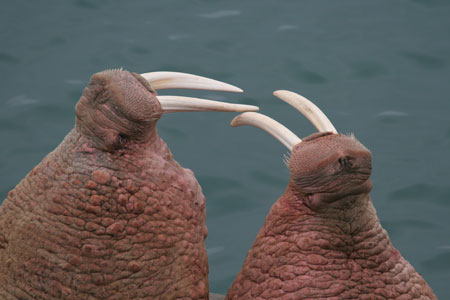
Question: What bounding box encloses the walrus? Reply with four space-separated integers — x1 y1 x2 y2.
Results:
0 69 258 299
225 90 436 299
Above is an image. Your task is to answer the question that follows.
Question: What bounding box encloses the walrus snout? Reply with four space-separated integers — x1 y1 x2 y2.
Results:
338 155 353 168
338 147 372 175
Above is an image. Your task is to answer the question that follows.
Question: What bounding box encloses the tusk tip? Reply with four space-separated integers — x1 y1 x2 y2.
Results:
230 112 255 127
273 90 292 98
216 85 243 93
230 116 241 127
230 116 240 127
228 86 244 93
239 104 259 112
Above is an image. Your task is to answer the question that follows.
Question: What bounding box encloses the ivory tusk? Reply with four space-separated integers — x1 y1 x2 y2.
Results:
157 96 259 113
273 90 337 134
140 71 243 92
230 112 301 151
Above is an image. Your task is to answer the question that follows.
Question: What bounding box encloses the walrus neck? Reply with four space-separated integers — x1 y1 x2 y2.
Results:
1 128 210 299
272 189 397 265
226 189 435 300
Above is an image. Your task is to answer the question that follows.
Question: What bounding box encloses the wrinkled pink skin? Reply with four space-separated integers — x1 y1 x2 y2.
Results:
0 70 209 299
226 132 436 300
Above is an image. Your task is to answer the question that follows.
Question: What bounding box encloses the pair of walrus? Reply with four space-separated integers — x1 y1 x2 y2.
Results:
0 69 436 299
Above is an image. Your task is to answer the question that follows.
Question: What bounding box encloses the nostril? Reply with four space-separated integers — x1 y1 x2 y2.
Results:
338 157 345 168
338 156 353 168
118 133 128 146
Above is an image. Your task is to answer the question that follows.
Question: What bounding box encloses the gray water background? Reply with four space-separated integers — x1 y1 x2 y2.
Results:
1 0 449 298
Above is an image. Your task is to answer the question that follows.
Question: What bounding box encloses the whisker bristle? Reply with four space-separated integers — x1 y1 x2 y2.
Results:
282 152 291 168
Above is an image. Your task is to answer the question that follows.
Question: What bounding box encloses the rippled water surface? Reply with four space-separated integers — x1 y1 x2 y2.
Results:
1 0 449 298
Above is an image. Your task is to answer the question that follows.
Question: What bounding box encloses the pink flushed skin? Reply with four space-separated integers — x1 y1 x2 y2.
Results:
226 132 436 300
0 70 209 299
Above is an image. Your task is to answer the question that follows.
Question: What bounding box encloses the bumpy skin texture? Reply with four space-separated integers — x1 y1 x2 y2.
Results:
226 132 436 300
0 70 209 299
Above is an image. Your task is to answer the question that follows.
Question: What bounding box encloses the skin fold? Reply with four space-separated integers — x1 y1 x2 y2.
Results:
226 132 436 300
0 70 210 299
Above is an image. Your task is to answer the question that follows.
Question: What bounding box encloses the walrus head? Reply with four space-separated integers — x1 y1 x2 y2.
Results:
75 69 258 151
289 133 373 210
231 90 372 211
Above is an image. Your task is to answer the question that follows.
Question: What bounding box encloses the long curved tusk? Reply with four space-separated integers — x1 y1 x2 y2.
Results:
157 96 259 113
273 90 337 134
140 71 243 92
230 112 301 151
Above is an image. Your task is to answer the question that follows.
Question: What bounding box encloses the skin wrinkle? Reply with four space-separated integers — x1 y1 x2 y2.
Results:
0 70 209 300
226 133 436 300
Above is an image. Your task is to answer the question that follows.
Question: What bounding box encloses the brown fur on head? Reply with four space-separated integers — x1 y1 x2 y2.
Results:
75 69 162 151
287 132 373 210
